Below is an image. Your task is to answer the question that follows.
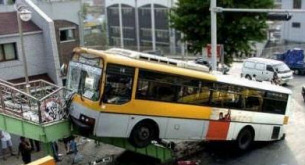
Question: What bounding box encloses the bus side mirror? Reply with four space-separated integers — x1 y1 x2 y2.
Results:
60 64 67 76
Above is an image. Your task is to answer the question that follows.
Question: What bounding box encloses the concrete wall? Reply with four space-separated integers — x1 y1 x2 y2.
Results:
0 4 14 12
281 0 305 42
105 0 176 8
25 0 62 86
33 0 81 25
0 1 81 25
0 32 47 80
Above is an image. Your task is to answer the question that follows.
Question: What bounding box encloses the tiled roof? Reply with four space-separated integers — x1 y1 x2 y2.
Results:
0 12 41 36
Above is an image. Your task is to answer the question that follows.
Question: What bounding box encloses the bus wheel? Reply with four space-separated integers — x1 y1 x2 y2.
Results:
129 121 157 148
245 75 252 80
236 127 254 151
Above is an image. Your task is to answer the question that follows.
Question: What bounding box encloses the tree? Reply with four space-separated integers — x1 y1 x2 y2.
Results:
170 0 274 64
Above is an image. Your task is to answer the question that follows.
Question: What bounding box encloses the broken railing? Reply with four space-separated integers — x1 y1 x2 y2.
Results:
0 79 70 124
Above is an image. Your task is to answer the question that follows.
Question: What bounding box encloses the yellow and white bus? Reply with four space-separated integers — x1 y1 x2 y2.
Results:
67 47 291 150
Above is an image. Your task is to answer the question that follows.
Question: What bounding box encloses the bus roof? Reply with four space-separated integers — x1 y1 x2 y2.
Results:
73 47 291 95
216 74 292 94
73 47 217 81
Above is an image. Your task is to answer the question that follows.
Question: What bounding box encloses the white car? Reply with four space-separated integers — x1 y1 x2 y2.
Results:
241 57 293 85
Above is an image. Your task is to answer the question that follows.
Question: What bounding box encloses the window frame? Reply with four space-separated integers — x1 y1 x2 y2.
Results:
59 27 76 43
0 43 18 62
293 0 302 9
102 63 135 105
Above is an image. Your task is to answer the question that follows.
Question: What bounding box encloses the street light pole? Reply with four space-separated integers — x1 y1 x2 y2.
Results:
210 0 217 71
15 5 32 93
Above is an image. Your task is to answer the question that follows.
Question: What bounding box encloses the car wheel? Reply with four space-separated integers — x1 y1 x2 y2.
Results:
129 121 157 148
245 75 252 80
294 69 300 75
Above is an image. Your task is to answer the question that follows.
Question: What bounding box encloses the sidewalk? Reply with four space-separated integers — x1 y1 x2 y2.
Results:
0 139 124 165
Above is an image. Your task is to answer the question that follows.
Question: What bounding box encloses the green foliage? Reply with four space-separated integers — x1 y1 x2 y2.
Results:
82 3 90 19
170 0 274 64
84 30 107 47
6 0 14 5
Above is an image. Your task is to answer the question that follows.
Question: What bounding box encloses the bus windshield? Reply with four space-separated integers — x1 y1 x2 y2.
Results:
67 61 102 101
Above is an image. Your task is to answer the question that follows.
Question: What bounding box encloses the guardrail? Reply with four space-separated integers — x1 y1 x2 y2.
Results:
0 79 69 124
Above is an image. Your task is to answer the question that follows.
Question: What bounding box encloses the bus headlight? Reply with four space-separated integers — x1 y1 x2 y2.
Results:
79 114 95 126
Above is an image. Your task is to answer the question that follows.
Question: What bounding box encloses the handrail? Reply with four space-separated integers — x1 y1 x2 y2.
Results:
0 82 38 100
0 79 68 125
39 87 63 102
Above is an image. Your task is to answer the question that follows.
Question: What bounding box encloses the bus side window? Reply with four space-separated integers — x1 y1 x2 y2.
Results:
103 64 134 104
245 96 261 111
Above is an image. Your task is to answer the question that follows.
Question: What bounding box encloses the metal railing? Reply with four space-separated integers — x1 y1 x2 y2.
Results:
0 79 69 125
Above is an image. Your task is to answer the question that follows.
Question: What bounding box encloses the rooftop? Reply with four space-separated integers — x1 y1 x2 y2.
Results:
0 12 41 36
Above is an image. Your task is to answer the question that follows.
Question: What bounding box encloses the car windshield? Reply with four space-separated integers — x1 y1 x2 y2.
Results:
273 63 290 73
67 61 102 101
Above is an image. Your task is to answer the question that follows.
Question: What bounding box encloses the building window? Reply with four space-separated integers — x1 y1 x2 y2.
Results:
141 28 152 38
156 30 169 39
110 7 119 15
155 8 168 17
140 8 150 16
122 7 132 15
0 43 17 62
111 26 120 35
292 22 301 28
293 0 301 9
59 28 75 42
111 37 121 46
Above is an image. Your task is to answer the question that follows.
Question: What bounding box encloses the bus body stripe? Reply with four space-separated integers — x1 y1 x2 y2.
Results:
206 121 230 140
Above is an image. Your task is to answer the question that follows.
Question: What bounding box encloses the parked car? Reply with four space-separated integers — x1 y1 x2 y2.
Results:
194 58 229 74
241 57 293 85
302 85 305 102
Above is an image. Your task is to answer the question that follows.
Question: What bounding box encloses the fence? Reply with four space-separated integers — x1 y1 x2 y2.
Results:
0 79 69 124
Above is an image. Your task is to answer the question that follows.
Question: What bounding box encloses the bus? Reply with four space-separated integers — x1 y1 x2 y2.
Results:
66 47 291 150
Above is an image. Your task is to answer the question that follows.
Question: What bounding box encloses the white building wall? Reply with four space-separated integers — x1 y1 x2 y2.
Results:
0 1 81 25
281 0 305 42
33 0 81 25
0 33 47 80
105 0 176 8
25 0 62 86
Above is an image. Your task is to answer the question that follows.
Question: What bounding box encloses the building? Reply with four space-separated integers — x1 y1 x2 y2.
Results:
105 0 180 55
0 0 81 85
281 0 305 43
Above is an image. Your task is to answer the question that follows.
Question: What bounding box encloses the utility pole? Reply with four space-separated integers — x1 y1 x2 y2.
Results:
135 0 140 51
210 0 217 71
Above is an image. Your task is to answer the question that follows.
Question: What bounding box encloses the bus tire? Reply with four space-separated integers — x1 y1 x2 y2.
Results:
129 121 158 148
245 75 252 80
236 127 254 151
